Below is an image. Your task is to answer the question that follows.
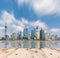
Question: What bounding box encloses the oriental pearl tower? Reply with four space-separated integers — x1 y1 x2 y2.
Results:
5 22 8 48
5 22 7 40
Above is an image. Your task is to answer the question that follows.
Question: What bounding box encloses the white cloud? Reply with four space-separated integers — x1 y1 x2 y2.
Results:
18 0 24 5
0 10 60 38
20 18 47 30
50 28 60 32
50 28 60 37
21 18 29 24
12 24 23 32
17 0 30 6
17 0 60 15
0 10 47 38
30 20 47 30
0 26 4 30
0 10 24 38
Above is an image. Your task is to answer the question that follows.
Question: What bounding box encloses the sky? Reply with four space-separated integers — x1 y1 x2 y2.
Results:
0 0 60 38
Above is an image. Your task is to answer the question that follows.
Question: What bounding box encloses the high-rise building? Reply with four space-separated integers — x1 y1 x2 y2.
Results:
55 35 57 40
28 31 31 40
17 32 22 40
51 34 57 40
45 33 51 41
11 33 17 40
40 29 45 40
31 29 36 40
23 28 29 39
35 26 40 40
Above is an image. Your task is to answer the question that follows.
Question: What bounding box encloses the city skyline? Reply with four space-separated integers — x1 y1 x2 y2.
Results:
0 0 60 38
5 26 59 40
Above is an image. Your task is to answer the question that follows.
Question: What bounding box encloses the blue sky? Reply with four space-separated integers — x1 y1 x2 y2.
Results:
0 0 60 37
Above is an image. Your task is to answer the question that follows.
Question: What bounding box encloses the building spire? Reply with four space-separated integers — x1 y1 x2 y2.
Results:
5 22 7 39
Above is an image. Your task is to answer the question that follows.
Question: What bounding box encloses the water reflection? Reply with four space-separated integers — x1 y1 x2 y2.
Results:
0 40 60 48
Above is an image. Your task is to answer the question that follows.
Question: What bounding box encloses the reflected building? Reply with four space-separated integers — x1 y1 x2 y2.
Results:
40 41 46 48
31 40 36 48
35 41 40 48
28 40 31 48
21 40 24 48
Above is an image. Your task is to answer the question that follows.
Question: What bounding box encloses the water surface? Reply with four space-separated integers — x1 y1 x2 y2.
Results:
0 40 60 48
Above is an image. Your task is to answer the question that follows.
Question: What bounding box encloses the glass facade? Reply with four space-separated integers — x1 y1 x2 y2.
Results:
31 29 36 40
17 32 22 40
40 29 45 40
23 28 29 39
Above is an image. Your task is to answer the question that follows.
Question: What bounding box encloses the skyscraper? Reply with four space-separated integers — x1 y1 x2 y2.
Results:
23 28 29 39
45 33 50 41
31 29 36 40
17 32 22 40
11 33 17 40
35 26 40 40
40 29 45 40
28 31 31 40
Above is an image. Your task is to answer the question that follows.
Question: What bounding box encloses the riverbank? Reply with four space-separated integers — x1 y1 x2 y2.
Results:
0 48 60 58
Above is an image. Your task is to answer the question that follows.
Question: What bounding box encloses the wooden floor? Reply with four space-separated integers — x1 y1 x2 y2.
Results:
0 48 60 58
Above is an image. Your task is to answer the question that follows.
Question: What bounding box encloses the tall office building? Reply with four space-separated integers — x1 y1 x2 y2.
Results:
55 35 57 40
40 29 45 40
31 29 36 40
28 31 31 40
45 33 50 41
35 26 40 40
23 28 29 39
17 32 22 40
51 34 57 40
11 33 17 40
